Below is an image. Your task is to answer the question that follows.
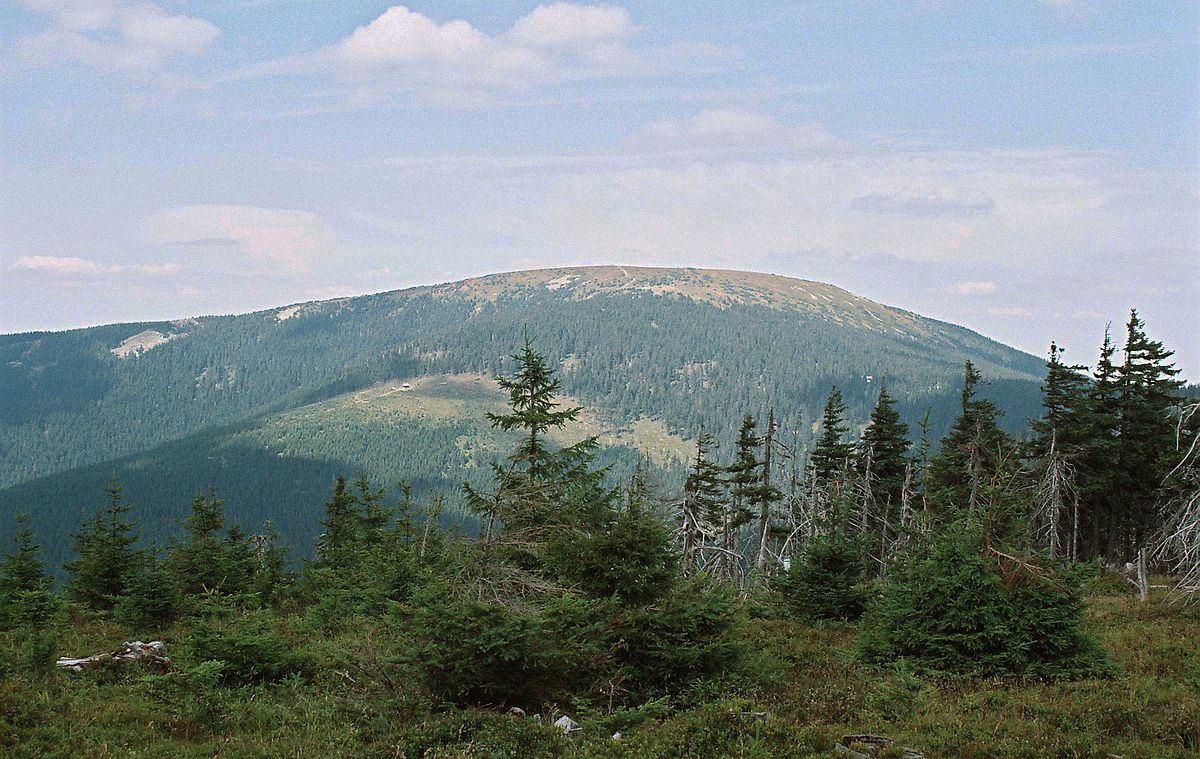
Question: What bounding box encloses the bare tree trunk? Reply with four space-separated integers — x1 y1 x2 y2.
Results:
1153 406 1200 602
419 496 444 559
1136 546 1149 602
1070 490 1079 562
860 445 874 536
755 410 776 572
680 508 697 578
1031 430 1076 558
900 459 914 531
967 435 982 513
477 500 498 601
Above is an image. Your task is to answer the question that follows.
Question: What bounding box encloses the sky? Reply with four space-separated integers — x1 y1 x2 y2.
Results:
1 1 1197 377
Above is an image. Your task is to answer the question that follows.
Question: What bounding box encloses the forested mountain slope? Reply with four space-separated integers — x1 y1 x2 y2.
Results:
0 266 1044 559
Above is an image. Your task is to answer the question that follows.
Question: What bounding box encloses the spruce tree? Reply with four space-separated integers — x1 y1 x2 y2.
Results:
723 415 763 580
1028 342 1090 557
250 520 292 603
810 386 852 487
1077 328 1122 559
1113 311 1184 558
316 475 361 568
856 386 911 521
926 362 1011 513
166 488 252 596
64 474 142 610
1030 342 1091 458
0 514 57 630
859 518 1107 678
680 427 726 577
466 335 608 598
115 555 179 629
487 332 583 481
355 473 391 536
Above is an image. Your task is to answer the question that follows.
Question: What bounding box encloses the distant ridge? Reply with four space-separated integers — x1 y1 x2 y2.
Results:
1 265 1045 564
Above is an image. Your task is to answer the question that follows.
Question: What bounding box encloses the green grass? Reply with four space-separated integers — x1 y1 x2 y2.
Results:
1 588 1196 758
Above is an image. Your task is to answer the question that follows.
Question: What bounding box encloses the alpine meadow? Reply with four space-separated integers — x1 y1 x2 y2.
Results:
1 2 1198 758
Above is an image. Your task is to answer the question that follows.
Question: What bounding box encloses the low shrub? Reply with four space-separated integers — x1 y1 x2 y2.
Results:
184 606 309 686
775 535 869 621
858 520 1109 678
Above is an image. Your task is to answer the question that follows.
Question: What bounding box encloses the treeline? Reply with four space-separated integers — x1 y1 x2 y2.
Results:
0 316 1195 718
1 287 1041 493
673 309 1192 590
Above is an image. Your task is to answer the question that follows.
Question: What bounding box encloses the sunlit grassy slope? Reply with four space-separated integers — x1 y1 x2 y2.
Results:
0 374 686 569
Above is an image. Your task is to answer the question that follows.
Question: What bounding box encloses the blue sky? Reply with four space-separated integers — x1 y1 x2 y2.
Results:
1 1 1197 377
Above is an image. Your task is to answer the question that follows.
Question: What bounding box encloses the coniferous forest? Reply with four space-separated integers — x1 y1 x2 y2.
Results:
0 305 1197 758
0 268 1050 571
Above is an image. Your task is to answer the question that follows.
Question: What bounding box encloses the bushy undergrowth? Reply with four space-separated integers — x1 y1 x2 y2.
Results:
774 535 870 622
0 588 1195 758
859 521 1109 678
410 576 745 709
183 600 312 686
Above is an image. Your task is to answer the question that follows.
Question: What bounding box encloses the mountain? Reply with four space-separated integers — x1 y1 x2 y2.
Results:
0 266 1046 565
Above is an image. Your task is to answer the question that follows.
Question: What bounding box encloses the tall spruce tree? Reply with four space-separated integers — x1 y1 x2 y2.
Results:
466 335 609 598
1077 327 1122 559
1027 342 1090 558
166 488 253 596
355 473 391 536
722 415 764 580
1030 342 1091 458
487 332 583 481
316 475 361 568
64 474 142 610
1113 311 1184 558
680 427 726 577
926 362 1011 512
810 386 852 487
856 386 911 520
0 514 57 630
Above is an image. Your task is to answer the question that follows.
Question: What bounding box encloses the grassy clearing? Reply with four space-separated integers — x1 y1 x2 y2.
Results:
1 586 1195 758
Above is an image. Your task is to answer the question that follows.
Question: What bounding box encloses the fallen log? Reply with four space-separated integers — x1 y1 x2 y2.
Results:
837 734 924 759
56 641 170 672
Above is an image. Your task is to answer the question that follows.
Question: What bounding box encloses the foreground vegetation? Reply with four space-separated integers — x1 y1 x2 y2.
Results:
1 320 1197 757
0 585 1196 758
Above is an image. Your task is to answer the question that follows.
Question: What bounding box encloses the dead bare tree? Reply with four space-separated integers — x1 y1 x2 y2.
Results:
754 410 779 572
1029 430 1080 559
462 465 566 607
1153 403 1200 602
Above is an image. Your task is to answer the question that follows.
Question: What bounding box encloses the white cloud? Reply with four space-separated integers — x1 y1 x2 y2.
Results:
506 3 632 49
338 7 491 66
144 205 336 266
466 116 1128 268
332 5 548 96
296 3 679 105
21 0 119 31
231 4 726 108
636 109 844 153
13 255 102 274
947 281 998 295
851 188 995 218
13 0 220 70
119 4 220 56
12 255 180 276
988 306 1035 318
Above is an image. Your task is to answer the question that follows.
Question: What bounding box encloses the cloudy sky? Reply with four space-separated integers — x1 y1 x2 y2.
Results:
1 1 1197 376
